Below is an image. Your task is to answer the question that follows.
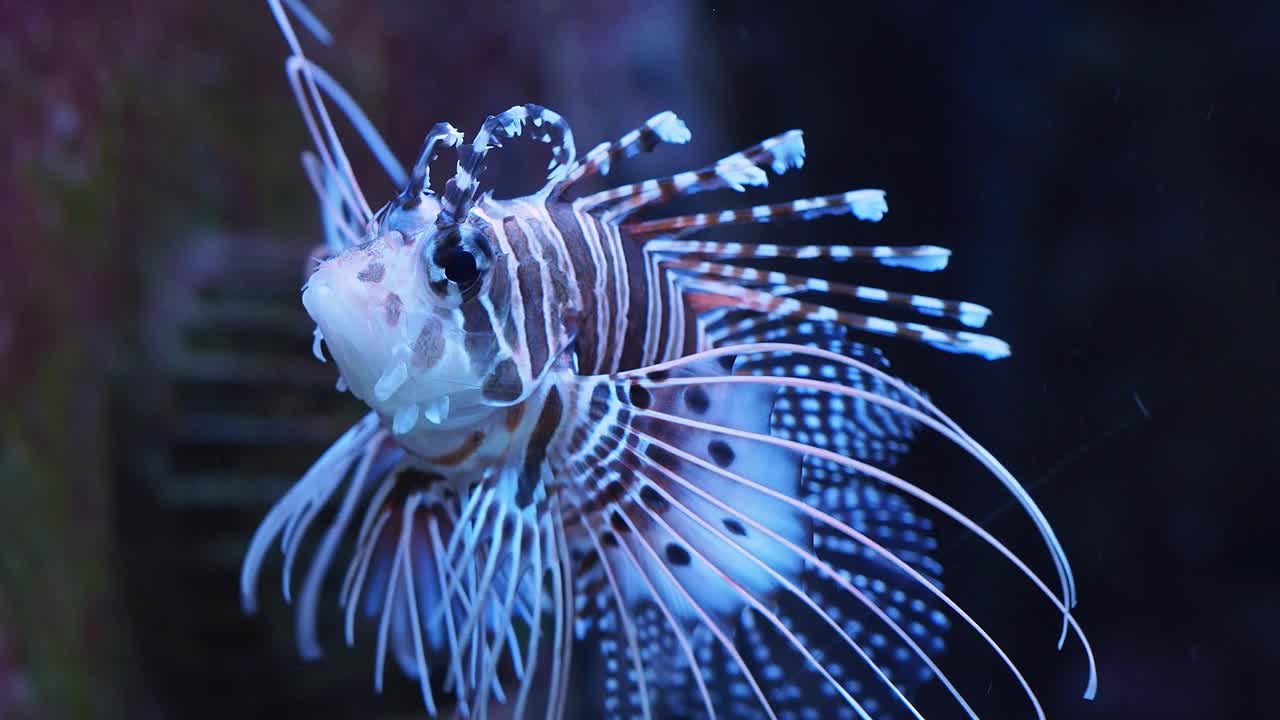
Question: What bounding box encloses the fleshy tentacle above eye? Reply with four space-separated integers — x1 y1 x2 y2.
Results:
439 104 579 225
400 123 466 205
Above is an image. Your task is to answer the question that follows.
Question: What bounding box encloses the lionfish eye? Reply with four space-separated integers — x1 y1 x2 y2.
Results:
423 223 492 303
438 246 479 285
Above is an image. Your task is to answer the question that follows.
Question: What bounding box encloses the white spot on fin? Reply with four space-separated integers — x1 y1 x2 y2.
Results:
957 302 992 328
849 189 888 222
928 332 1011 361
879 246 951 272
650 111 692 144
770 130 806 174
715 156 768 192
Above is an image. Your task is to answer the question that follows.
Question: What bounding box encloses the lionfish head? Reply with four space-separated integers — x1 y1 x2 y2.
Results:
304 213 526 436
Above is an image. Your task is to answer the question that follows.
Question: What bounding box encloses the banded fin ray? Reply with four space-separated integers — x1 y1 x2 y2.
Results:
624 189 891 238
553 110 693 198
664 258 992 329
578 129 806 218
678 274 1009 359
647 239 955 273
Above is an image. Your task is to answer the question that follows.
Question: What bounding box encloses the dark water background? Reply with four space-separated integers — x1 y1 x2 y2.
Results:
2 1 1276 718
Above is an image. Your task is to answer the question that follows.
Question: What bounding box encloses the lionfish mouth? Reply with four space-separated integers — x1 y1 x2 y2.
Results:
241 1 1097 718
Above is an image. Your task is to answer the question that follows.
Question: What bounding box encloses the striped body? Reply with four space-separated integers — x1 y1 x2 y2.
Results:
473 196 635 377
242 3 1098 719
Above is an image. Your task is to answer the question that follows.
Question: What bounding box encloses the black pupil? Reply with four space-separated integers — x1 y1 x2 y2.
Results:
442 248 478 284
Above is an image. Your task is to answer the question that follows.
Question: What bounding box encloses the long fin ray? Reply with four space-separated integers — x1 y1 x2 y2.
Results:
664 258 991 329
647 239 954 272
625 189 889 238
678 276 1010 359
241 412 381 613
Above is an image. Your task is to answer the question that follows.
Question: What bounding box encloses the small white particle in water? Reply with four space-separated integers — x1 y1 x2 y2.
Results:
1134 392 1150 418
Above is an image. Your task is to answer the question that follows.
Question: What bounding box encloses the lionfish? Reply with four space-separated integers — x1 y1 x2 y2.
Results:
241 1 1097 718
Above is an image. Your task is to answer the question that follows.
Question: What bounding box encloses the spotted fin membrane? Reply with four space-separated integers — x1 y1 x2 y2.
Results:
573 333 949 720
560 323 1095 719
